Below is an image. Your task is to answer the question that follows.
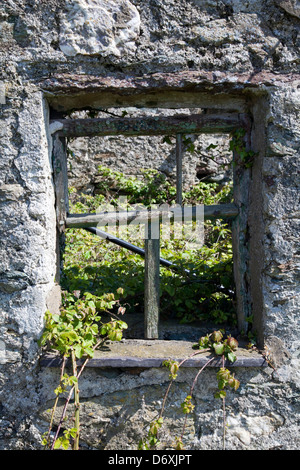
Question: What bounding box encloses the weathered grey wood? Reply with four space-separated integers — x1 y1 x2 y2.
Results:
52 134 69 232
144 220 160 339
65 203 238 229
176 134 183 205
51 113 242 137
231 132 252 332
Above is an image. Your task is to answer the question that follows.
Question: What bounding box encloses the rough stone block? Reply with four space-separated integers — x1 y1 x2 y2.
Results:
59 0 140 57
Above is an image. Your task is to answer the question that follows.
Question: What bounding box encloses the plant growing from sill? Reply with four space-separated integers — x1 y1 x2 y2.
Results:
39 289 127 450
138 330 240 451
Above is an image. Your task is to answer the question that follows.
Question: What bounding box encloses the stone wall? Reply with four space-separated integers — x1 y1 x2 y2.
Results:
67 110 232 195
0 0 299 450
66 105 233 195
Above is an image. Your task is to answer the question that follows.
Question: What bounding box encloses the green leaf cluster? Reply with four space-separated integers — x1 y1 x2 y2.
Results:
198 330 239 363
54 373 77 396
96 166 177 206
181 395 195 414
162 359 180 380
39 290 128 450
229 128 257 168
138 417 164 450
39 291 127 359
52 428 78 450
215 368 240 399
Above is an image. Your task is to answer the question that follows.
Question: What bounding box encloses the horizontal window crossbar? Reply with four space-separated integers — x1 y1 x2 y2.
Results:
65 203 238 229
51 113 243 137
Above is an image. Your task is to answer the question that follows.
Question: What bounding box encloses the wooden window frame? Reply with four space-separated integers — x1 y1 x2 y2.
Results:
51 111 252 339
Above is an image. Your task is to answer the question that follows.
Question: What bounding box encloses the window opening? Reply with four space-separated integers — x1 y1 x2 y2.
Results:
51 108 250 341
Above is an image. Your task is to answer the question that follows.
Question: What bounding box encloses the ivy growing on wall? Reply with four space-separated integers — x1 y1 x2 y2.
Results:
139 329 240 450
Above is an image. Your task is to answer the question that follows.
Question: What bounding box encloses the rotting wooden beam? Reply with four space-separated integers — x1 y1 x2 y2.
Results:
144 220 160 340
232 150 252 333
52 134 69 232
50 113 243 138
65 203 239 229
176 134 183 205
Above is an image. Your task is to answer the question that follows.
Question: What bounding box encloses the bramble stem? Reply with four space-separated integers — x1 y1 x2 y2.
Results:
72 349 80 450
160 349 210 418
50 337 107 450
222 355 226 450
44 356 66 449
180 356 216 439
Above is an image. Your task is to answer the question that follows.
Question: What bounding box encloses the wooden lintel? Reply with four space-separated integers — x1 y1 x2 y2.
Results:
50 113 243 138
65 203 238 229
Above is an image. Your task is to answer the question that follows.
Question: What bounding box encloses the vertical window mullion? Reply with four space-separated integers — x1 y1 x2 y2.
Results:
144 218 160 339
176 133 183 206
52 134 69 233
231 130 252 333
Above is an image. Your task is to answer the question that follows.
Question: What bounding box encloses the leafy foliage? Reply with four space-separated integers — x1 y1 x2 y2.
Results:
198 329 239 363
229 128 256 168
140 330 240 450
39 291 127 360
64 166 236 325
39 290 128 450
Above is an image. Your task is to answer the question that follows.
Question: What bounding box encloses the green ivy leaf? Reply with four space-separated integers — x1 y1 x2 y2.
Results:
213 343 225 355
74 344 84 359
214 390 226 399
83 346 94 357
227 351 237 363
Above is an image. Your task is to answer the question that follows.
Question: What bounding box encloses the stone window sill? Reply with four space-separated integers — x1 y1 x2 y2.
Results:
40 339 267 369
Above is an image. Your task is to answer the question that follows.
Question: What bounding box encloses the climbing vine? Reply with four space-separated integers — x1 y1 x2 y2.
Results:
138 330 240 450
229 128 256 168
39 290 127 450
